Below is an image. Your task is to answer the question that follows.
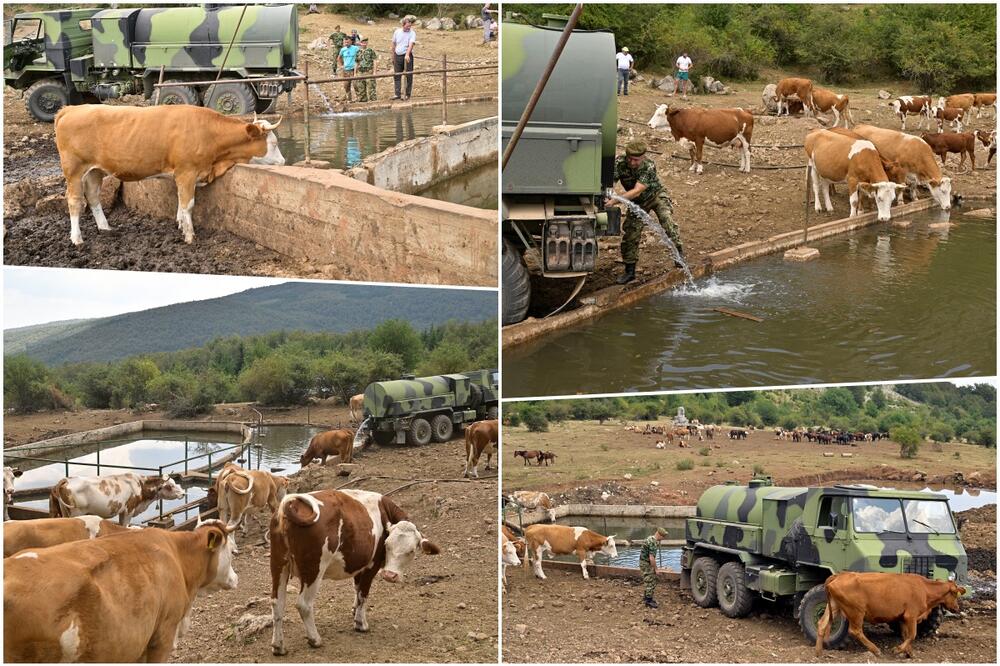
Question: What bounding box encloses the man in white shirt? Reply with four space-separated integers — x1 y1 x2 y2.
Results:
616 46 634 96
672 51 693 99
391 17 417 100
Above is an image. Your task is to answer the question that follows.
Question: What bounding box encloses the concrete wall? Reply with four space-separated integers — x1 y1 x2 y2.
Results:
345 116 498 194
514 503 696 526
122 164 497 287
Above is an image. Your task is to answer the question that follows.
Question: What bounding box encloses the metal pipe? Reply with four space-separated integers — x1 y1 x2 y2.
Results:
153 65 165 105
804 164 811 243
184 437 189 474
442 54 448 125
215 4 249 82
152 66 490 89
501 3 583 171
153 74 307 89
304 60 311 163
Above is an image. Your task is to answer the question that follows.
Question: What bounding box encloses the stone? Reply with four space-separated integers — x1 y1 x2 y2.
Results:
336 463 360 476
891 219 912 228
464 14 477 29
762 84 778 112
784 247 820 261
457 602 467 609
292 159 332 169
623 473 632 480
928 221 953 231
100 175 122 211
440 17 456 30
878 89 892 100
700 76 715 93
515 623 528 636
823 452 835 458
388 12 399 18
965 208 994 218
307 37 328 50
656 75 676 92
35 193 67 216
841 452 853 458
425 17 442 30
711 80 726 93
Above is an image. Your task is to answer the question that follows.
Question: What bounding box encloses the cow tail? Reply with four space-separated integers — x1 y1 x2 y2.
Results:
229 471 254 496
49 480 74 517
280 493 322 527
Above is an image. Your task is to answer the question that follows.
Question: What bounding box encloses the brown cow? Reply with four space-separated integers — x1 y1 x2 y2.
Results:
973 92 996 118
54 105 284 246
3 515 133 558
921 132 976 170
812 87 853 128
215 463 290 542
268 489 439 654
538 451 557 466
501 524 526 559
934 106 965 133
852 125 952 210
815 572 965 658
349 393 364 424
890 96 934 130
463 419 498 478
937 93 974 121
523 524 618 579
4 519 237 662
507 490 556 522
775 77 815 117
976 129 996 165
648 105 754 173
299 429 354 467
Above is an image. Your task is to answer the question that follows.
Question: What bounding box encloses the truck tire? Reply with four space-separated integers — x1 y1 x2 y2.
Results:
25 79 70 123
430 414 454 442
205 81 256 116
158 81 200 106
407 418 432 446
502 238 530 325
893 605 943 638
717 561 753 618
690 556 720 608
487 406 498 420
256 97 278 114
799 584 849 649
372 430 395 446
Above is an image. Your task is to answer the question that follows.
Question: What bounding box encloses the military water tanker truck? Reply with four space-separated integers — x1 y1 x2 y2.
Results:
682 478 967 648
354 369 499 447
4 4 299 122
501 13 621 325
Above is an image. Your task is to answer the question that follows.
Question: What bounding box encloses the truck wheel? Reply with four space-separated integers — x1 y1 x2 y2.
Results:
256 97 278 114
25 79 70 123
894 606 943 638
717 562 753 618
158 81 199 106
430 414 454 442
690 557 720 608
372 430 395 446
487 406 498 420
502 238 530 325
407 418 432 446
205 81 256 116
799 584 849 649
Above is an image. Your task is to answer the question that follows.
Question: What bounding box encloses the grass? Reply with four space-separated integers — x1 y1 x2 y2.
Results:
698 447 711 456
676 458 695 471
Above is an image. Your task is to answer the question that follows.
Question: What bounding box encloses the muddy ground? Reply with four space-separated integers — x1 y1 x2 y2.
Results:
527 71 997 315
2 8 496 277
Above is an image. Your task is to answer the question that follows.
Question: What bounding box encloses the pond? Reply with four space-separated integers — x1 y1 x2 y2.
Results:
504 208 997 398
552 515 687 571
417 162 498 210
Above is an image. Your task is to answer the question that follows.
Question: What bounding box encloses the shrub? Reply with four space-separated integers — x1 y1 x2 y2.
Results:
506 411 522 428
698 447 711 456
521 406 549 433
3 355 55 413
700 458 712 467
676 458 695 471
752 463 766 475
715 460 726 468
894 426 922 459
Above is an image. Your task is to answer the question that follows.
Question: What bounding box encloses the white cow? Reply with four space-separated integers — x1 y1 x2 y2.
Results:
4 466 23 520
49 472 185 525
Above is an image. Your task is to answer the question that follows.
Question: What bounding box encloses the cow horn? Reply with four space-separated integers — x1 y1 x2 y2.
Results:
256 116 283 131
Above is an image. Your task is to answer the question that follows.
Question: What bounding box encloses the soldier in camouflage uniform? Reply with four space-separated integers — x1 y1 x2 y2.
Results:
329 25 346 75
640 526 669 608
606 141 683 285
354 36 378 102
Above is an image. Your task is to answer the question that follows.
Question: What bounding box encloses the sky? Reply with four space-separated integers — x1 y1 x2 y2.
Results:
3 267 281 330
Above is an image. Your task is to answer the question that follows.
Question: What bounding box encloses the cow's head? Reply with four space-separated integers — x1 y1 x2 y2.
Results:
928 176 952 210
880 158 908 185
3 466 23 507
144 474 186 502
501 536 521 567
859 181 907 221
195 518 239 592
976 129 996 148
940 580 966 612
648 104 671 131
247 116 286 166
600 535 619 559
381 520 440 583
273 475 290 502
936 96 947 109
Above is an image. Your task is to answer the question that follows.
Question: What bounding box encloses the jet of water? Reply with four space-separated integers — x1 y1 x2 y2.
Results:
353 416 373 450
309 83 335 115
606 190 694 284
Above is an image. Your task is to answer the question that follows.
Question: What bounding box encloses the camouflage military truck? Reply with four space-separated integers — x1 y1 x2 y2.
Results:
4 5 299 122
357 369 499 446
682 478 967 648
501 13 621 325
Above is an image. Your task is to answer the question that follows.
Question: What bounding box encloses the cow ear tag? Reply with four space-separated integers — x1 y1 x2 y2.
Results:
207 530 220 551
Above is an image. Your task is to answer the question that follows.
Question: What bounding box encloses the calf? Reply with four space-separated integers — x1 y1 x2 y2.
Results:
54 105 284 246
513 449 542 465
921 132 976 170
523 524 617 580
269 489 439 654
775 77 815 117
816 572 964 658
538 451 557 466
501 532 521 589
890 96 934 130
507 490 556 522
463 419 498 478
215 464 289 539
501 524 526 559
49 472 185 525
976 129 996 165
300 428 354 466
812 87 853 128
648 104 754 173
852 125 952 210
349 393 364 423
4 519 237 662
3 466 23 520
938 93 974 122
973 92 996 118
3 515 133 557
934 106 965 133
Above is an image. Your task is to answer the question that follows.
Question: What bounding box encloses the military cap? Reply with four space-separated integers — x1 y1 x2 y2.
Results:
655 526 669 538
625 140 647 157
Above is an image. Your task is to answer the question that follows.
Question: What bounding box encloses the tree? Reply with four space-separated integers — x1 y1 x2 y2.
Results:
416 341 472 375
521 406 549 432
819 387 859 417
893 426 922 459
3 355 54 412
238 355 311 406
110 358 160 409
367 319 424 371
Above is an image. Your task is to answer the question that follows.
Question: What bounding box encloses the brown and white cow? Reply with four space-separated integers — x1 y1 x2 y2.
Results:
501 531 522 589
775 77 815 117
4 519 237 662
54 105 284 246
215 463 290 537
463 419 498 479
349 393 365 424
3 515 135 557
934 106 965 133
812 87 854 128
507 490 556 522
269 489 439 655
805 129 906 221
973 92 996 118
976 129 996 165
921 132 976 170
3 466 22 521
851 124 952 210
937 94 975 121
889 96 934 130
501 524 526 559
523 524 617 580
49 472 185 525
300 428 354 467
647 104 754 173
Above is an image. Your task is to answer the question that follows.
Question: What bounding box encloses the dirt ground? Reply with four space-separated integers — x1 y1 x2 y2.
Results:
2 8 496 276
528 71 998 313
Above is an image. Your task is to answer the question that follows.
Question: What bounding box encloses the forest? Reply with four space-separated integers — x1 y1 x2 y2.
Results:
4 318 497 416
505 4 996 91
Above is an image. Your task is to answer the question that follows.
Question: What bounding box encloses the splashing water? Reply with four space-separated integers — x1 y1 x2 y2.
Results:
607 190 694 284
309 83 335 114
353 416 373 450
672 276 755 301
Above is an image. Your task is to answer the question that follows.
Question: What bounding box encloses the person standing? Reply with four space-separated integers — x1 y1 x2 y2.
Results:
481 2 496 44
639 527 669 608
338 35 360 102
606 141 683 285
672 51 693 99
391 17 417 100
354 36 378 102
616 46 634 96
329 24 346 75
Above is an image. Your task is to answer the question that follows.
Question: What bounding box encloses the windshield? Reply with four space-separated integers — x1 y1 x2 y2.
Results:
903 499 956 534
12 18 41 42
852 497 906 533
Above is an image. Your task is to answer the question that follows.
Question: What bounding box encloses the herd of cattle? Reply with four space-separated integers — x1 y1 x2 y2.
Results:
644 76 995 222
1 416 499 661
623 421 896 447
774 427 890 444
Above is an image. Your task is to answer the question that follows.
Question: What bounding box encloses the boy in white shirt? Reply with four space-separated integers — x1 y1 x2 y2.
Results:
672 51 693 99
616 46 634 96
391 18 417 100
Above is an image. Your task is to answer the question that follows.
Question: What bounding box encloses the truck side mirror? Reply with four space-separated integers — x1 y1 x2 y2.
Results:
835 514 848 531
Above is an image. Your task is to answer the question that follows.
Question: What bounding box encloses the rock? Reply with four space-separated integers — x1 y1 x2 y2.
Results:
230 613 272 641
440 17 456 30
464 14 477 29
425 17 442 30
307 37 328 50
762 84 778 112
100 175 121 211
413 19 424 28
457 602 467 609
36 193 66 216
650 481 659 486
656 75 676 92
336 463 360 476
623 473 632 480
878 89 892 100
840 452 853 458
711 80 726 93
515 623 528 636
388 12 399 19
823 452 835 458
965 208 994 218
700 76 715 93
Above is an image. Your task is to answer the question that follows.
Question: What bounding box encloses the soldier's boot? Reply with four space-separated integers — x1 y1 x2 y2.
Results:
617 262 636 285
643 596 658 609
